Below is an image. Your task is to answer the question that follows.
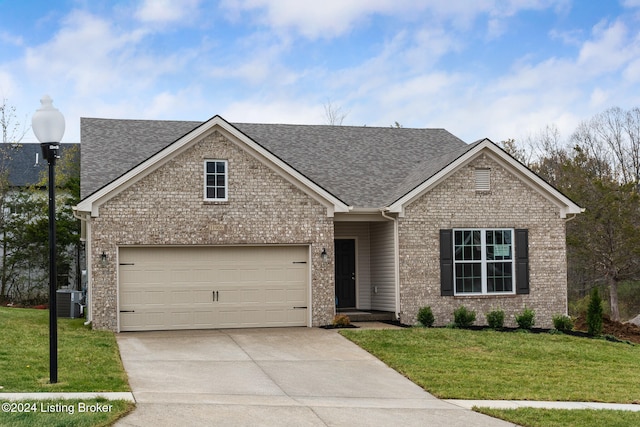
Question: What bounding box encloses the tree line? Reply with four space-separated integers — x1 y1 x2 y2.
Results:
503 107 640 321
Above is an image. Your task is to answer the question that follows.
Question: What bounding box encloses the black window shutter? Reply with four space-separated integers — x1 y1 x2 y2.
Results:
440 229 454 296
515 229 529 294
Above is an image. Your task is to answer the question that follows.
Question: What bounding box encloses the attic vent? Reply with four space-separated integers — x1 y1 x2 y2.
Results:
475 168 491 192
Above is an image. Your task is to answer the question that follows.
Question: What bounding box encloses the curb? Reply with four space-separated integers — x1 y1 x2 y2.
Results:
445 399 640 412
0 392 135 402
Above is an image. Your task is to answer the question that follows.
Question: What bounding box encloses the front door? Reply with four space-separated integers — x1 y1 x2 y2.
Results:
335 239 356 308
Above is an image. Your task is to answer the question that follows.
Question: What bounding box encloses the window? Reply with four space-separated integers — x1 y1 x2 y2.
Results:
204 160 227 201
453 229 515 295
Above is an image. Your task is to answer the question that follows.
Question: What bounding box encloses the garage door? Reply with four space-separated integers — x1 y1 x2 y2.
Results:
119 246 309 331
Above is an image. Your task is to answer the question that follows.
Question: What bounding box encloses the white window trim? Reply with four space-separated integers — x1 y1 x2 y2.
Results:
453 228 516 296
204 160 228 202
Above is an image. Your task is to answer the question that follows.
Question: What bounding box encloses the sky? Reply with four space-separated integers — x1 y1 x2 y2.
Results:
1 0 640 145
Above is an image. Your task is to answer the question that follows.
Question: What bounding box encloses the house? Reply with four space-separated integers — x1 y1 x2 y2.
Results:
0 143 79 189
74 116 582 332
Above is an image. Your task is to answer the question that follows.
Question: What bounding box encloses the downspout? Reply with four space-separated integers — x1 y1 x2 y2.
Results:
73 209 92 326
380 207 401 322
564 213 578 223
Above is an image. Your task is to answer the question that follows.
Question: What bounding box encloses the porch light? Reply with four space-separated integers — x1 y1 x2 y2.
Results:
32 95 65 384
100 251 108 266
321 247 328 263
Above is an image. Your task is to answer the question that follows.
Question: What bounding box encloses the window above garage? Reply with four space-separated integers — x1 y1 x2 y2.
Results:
204 160 228 201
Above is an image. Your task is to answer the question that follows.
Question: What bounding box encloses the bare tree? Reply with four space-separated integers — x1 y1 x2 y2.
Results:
1 97 29 145
0 98 29 302
323 100 348 126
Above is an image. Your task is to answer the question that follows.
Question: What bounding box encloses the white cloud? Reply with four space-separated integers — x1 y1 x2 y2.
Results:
220 0 571 40
23 11 150 96
221 0 401 39
0 71 19 98
577 20 639 75
589 87 611 108
623 58 640 82
0 31 24 47
135 0 202 24
223 98 324 124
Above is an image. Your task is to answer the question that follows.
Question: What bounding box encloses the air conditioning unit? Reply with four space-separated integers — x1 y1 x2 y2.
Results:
57 289 83 318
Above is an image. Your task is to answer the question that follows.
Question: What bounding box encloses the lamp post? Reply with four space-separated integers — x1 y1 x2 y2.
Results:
32 95 65 384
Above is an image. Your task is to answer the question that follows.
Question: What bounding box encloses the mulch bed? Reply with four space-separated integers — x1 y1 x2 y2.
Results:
574 314 640 344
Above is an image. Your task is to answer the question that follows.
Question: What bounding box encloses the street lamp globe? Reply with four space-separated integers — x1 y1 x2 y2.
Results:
32 95 65 144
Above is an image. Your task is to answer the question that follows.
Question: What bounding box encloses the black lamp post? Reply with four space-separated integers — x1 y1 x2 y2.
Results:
32 95 65 384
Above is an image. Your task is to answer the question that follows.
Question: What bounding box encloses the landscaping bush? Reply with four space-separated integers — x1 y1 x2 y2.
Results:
453 306 476 328
332 314 351 327
552 314 574 332
587 287 603 336
486 309 505 329
417 306 435 327
515 307 535 330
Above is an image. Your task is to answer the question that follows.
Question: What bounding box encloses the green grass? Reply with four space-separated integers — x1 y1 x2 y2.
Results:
341 328 640 426
0 307 133 425
0 398 134 427
0 306 129 392
475 407 640 427
340 328 639 402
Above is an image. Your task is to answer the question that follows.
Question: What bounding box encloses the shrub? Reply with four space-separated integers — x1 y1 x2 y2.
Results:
515 307 535 330
417 306 435 327
587 287 603 336
486 309 505 330
453 306 476 328
552 314 574 332
332 314 351 327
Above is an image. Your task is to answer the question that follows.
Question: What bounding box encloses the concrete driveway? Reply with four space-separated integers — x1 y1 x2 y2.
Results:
114 328 513 427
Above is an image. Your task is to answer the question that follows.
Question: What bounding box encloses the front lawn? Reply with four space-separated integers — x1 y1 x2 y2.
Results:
0 306 129 392
340 328 639 402
341 328 640 427
0 306 133 425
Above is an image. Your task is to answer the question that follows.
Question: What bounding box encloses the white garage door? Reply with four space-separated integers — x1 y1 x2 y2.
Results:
119 246 309 331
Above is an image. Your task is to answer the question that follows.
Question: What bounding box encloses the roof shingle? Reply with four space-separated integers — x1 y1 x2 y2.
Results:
80 117 471 207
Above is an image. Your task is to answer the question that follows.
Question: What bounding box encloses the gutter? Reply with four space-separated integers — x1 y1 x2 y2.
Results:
72 208 92 326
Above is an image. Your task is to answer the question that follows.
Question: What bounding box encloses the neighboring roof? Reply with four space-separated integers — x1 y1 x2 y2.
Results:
0 143 79 187
80 117 468 207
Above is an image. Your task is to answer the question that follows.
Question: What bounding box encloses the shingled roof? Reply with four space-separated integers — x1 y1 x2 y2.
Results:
80 117 472 208
0 143 79 187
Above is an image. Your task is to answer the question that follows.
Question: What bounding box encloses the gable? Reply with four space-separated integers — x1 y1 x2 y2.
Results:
97 129 332 223
388 139 583 218
75 116 349 217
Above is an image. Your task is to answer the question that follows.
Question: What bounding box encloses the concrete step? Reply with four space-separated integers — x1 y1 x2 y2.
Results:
337 310 395 322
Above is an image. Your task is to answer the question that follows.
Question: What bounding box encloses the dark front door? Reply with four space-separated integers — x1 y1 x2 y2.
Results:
335 239 356 308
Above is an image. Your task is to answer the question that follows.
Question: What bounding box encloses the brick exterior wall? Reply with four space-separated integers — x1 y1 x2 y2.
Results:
397 153 568 328
89 130 335 331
